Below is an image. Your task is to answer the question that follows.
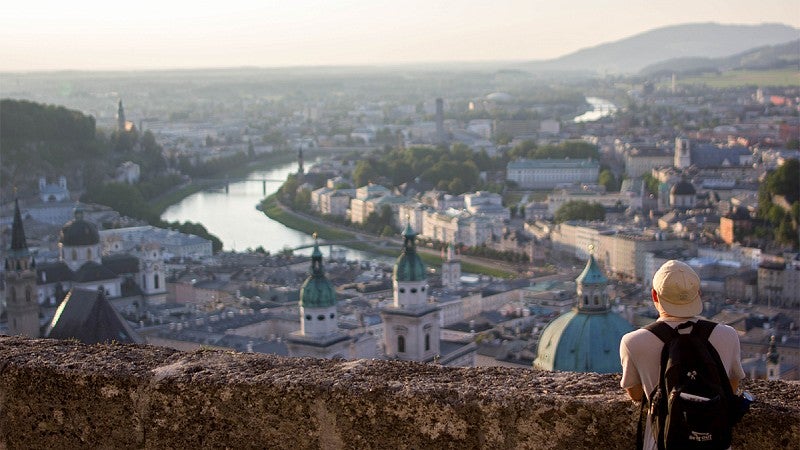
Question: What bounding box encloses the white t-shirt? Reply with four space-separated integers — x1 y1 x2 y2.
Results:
619 318 745 450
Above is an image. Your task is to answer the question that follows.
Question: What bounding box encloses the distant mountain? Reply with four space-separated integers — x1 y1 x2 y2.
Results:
640 39 800 76
521 23 799 74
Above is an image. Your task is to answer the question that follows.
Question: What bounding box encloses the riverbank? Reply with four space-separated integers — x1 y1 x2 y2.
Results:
149 149 299 216
260 194 518 278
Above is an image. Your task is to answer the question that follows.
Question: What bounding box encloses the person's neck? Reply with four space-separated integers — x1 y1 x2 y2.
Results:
659 312 695 321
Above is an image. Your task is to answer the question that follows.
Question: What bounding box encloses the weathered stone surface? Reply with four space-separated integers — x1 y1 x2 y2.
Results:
0 336 797 449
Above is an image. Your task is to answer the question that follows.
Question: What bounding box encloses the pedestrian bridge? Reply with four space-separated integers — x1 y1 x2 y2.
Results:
194 177 287 195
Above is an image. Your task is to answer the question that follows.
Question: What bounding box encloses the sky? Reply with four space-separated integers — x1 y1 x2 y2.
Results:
1 0 798 72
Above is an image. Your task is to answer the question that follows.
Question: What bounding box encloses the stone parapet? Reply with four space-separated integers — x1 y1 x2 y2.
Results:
0 336 797 449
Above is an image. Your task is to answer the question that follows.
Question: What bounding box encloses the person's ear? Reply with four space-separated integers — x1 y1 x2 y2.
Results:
651 288 659 303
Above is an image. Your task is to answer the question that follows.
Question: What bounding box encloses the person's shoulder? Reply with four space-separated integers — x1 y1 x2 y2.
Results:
709 323 739 346
621 327 654 345
707 320 740 340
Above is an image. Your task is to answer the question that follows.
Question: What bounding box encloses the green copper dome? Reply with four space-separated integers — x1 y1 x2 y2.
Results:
300 242 336 308
575 254 607 285
393 224 426 282
534 309 633 373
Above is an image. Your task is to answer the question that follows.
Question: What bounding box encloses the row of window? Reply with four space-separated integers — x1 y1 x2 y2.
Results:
397 286 426 294
305 313 336 321
66 248 94 261
396 333 431 353
8 286 33 304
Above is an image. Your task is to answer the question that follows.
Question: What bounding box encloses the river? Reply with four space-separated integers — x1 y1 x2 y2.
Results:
161 162 385 262
573 97 617 123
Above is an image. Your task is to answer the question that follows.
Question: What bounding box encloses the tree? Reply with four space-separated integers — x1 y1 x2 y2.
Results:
756 159 799 248
353 160 379 187
293 189 311 212
776 213 798 248
642 173 660 197
554 200 605 223
599 169 619 192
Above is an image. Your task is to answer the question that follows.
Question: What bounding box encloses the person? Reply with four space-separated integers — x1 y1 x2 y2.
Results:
620 260 745 450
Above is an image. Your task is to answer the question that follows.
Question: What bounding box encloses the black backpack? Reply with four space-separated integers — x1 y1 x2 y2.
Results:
637 320 737 450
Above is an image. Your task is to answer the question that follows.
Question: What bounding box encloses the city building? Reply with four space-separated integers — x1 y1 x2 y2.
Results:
100 226 213 259
506 159 599 190
669 178 697 210
45 287 143 344
440 244 461 290
674 138 752 169
286 241 352 359
624 146 672 178
4 199 39 337
381 224 475 366
38 176 70 203
533 253 633 373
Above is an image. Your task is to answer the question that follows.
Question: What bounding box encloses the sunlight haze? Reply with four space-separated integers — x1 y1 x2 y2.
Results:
1 0 798 71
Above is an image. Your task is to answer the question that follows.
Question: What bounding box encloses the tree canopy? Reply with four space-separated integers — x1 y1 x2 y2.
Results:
508 140 597 161
554 200 606 223
757 159 799 248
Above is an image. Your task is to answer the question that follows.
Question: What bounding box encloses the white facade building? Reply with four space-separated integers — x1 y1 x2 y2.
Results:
506 159 599 189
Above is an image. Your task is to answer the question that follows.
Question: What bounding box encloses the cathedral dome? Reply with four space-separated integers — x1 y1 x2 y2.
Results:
670 179 696 196
394 224 426 282
534 253 633 373
60 206 99 246
534 309 633 373
299 242 336 308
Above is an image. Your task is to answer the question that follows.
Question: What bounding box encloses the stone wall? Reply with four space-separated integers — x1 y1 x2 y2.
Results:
0 336 797 449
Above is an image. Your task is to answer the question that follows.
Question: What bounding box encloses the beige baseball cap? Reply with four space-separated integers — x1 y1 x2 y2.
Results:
652 260 702 317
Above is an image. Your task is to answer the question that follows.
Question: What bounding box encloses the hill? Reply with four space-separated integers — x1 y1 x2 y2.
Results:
520 23 799 74
0 99 105 193
639 39 800 76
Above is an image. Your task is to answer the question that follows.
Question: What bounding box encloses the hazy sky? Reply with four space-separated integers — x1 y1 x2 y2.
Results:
1 0 798 71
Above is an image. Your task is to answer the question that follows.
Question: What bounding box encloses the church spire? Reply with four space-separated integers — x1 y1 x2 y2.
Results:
10 197 29 255
5 195 39 337
310 233 324 277
766 335 781 380
117 99 126 132
766 335 779 365
299 233 336 309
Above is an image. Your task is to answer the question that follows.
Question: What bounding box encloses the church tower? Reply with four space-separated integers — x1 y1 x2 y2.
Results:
381 224 440 362
4 198 40 337
287 237 349 359
297 147 305 184
117 100 126 132
674 137 691 169
138 242 167 305
440 243 461 290
766 335 781 381
574 249 610 312
298 147 304 175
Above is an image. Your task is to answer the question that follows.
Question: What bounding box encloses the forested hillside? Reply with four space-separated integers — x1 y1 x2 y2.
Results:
0 99 224 252
0 99 106 192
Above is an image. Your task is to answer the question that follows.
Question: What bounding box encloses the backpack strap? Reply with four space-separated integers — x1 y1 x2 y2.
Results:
690 319 736 398
644 321 678 344
689 319 717 341
636 321 678 449
636 396 647 450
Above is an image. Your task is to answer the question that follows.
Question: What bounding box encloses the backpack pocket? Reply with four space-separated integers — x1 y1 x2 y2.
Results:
666 389 730 448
